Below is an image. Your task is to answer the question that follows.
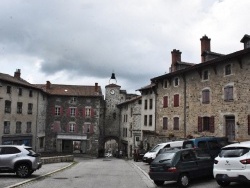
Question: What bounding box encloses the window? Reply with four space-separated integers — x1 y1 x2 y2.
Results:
174 77 179 86
163 80 168 88
130 108 133 117
28 103 33 114
202 89 210 104
225 64 232 75
224 86 233 101
144 99 148 110
149 99 153 109
55 107 61 116
163 117 168 130
18 88 22 96
4 121 10 134
144 115 147 126
173 117 179 130
70 108 76 117
70 97 77 103
7 86 11 94
198 116 214 133
69 123 75 132
16 121 22 133
85 107 91 117
149 115 152 126
203 70 209 80
163 96 168 108
5 100 11 113
138 100 142 104
29 90 33 97
26 122 31 133
17 102 22 114
174 94 179 107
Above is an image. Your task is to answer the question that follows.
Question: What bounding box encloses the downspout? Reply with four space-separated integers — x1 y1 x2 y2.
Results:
35 91 39 152
183 74 187 138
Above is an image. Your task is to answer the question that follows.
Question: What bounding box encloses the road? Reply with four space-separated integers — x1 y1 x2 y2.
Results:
1 158 250 188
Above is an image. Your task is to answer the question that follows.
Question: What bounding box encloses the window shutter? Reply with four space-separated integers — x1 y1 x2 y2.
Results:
82 107 85 117
210 116 215 133
174 94 179 107
66 124 70 133
75 108 79 117
248 115 250 135
75 124 78 133
91 108 94 117
198 116 202 132
52 106 55 115
60 107 63 116
163 96 168 108
67 108 70 116
90 124 94 134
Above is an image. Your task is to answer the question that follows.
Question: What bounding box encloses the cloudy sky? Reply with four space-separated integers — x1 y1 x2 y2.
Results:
1 0 250 94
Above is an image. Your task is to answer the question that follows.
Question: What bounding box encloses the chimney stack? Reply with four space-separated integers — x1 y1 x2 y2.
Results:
46 81 51 89
200 35 211 62
171 49 182 72
14 69 21 79
95 83 98 92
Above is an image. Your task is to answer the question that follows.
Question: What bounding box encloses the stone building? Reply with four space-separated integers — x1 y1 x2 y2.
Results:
117 95 142 158
150 34 250 142
0 69 46 152
36 81 104 156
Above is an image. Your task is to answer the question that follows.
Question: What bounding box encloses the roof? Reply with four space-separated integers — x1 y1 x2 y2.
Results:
105 83 121 88
223 141 250 148
240 34 250 43
151 47 250 82
0 73 40 90
117 95 141 106
35 84 103 97
137 83 156 91
176 61 196 66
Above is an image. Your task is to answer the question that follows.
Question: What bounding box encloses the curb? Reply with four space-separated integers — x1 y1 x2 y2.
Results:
5 162 76 188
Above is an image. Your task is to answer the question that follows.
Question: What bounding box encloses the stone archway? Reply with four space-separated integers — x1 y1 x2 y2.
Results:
103 136 119 157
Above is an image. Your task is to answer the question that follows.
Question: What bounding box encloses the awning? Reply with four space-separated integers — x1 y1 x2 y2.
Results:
57 134 87 140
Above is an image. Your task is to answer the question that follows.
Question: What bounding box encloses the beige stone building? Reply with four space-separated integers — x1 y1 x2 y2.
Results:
150 34 250 142
0 69 47 152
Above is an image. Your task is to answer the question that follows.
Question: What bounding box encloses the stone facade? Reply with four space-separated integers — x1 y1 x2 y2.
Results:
151 35 250 142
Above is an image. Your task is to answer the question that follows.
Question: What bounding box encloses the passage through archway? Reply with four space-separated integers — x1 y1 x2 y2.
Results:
103 136 119 157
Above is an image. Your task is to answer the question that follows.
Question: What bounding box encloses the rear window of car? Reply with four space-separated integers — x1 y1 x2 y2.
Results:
219 147 250 158
25 148 37 155
183 141 194 148
154 152 176 163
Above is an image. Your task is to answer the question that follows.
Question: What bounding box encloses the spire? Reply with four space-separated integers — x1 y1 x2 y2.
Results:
109 72 117 84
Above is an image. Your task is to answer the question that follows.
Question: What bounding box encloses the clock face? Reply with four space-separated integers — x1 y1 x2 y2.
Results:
110 89 115 95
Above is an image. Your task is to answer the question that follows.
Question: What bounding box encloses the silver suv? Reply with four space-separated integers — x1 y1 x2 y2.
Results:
0 145 42 178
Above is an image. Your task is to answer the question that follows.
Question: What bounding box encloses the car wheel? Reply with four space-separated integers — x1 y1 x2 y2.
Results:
177 173 190 188
16 163 31 178
154 180 164 186
216 180 230 187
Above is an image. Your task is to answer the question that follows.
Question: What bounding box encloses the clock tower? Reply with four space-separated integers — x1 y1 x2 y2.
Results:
104 72 126 141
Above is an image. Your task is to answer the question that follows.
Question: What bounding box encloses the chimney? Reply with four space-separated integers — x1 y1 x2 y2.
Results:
171 49 182 72
14 69 21 79
200 35 211 62
240 34 250 49
95 83 98 92
46 81 51 89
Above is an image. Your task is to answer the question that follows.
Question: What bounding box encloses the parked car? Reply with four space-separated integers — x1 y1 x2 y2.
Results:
149 148 213 187
133 148 146 162
213 141 250 187
143 140 184 164
182 136 229 159
0 145 42 178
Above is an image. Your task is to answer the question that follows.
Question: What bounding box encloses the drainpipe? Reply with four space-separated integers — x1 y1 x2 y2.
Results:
183 74 187 138
35 90 39 152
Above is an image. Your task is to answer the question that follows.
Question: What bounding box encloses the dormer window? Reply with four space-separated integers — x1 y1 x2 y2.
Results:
202 70 209 80
174 77 179 86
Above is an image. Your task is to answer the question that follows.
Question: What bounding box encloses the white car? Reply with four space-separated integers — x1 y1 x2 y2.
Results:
142 140 183 164
213 141 250 187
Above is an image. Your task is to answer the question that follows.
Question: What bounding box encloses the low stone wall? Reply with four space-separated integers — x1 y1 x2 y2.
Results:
41 155 74 164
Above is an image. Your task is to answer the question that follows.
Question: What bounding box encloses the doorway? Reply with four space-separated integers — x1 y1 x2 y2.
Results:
225 116 235 142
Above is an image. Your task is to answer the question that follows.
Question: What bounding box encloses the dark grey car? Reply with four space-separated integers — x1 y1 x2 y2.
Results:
148 148 213 187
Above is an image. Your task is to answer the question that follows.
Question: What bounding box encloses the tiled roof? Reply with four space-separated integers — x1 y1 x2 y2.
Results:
137 83 156 91
117 95 141 106
176 61 196 66
105 83 121 88
0 73 39 89
151 47 250 82
35 84 103 97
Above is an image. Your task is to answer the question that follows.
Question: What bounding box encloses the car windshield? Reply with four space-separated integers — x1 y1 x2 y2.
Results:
149 145 164 152
153 152 176 163
219 147 250 158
